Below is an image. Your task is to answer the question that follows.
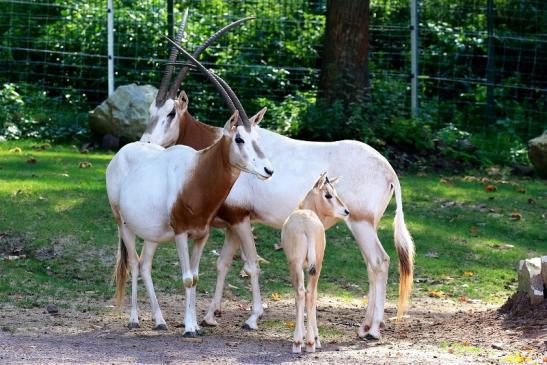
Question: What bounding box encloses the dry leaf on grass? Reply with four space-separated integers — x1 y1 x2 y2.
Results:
285 321 295 329
485 184 497 192
271 292 281 301
463 271 474 277
428 290 446 298
510 212 522 221
79 161 92 168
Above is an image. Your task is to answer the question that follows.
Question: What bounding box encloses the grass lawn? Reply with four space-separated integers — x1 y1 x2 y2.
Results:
0 140 545 311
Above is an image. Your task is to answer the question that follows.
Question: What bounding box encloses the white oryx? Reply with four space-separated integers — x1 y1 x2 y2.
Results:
106 47 273 337
282 172 349 353
141 18 415 341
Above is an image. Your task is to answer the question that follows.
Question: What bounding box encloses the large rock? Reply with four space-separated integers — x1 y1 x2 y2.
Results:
518 258 544 305
88 84 157 142
528 131 547 178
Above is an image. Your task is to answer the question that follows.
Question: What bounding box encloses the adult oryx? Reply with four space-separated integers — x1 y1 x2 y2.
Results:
142 22 415 341
107 44 273 337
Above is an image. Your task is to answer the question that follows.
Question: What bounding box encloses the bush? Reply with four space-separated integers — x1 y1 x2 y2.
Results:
0 83 89 142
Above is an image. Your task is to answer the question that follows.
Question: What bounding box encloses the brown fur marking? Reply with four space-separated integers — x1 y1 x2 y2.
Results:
170 134 241 235
176 112 221 150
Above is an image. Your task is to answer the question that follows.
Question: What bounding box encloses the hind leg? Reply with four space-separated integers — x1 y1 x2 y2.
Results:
203 228 241 326
140 240 167 330
347 219 389 340
119 224 140 328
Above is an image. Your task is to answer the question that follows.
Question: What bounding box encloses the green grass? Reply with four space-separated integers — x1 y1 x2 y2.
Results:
0 140 545 310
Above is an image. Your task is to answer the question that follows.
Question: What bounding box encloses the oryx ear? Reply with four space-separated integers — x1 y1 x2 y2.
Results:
314 172 327 189
223 110 239 134
248 107 267 126
176 90 189 112
328 176 342 185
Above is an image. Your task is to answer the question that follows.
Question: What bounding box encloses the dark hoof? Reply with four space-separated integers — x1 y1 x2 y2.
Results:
183 331 197 338
241 323 255 331
214 310 222 318
359 333 379 341
153 324 168 331
200 320 216 327
127 322 140 329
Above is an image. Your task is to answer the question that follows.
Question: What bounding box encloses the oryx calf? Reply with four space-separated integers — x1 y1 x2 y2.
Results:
282 173 349 353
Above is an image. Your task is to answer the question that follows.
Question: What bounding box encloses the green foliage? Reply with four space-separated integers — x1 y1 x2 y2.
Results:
0 83 88 141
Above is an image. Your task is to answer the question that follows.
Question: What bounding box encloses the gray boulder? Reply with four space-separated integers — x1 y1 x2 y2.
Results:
528 131 547 178
518 258 544 305
88 84 157 142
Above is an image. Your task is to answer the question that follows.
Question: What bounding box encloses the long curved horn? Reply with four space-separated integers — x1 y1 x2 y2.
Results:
156 8 189 107
164 36 237 116
209 70 249 125
167 16 255 100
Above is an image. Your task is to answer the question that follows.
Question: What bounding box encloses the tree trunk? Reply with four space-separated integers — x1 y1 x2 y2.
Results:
318 0 370 106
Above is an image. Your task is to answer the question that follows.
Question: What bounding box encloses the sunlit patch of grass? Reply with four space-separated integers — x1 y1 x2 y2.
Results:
1 140 546 312
439 340 485 355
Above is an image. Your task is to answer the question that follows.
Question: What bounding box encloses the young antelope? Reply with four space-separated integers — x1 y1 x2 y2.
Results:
281 172 349 353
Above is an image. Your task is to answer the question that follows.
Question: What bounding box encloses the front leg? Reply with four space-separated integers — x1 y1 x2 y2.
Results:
232 217 263 330
175 233 196 336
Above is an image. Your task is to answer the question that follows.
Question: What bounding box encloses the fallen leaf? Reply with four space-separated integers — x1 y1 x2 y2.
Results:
239 269 249 278
457 295 470 303
510 212 522 221
210 249 220 257
257 255 270 264
363 296 368 305
9 147 21 153
447 348 455 354
463 271 474 277
79 161 92 168
285 321 295 329
503 352 532 363
469 226 478 236
485 184 497 192
428 290 446 298
273 243 283 251
271 292 281 301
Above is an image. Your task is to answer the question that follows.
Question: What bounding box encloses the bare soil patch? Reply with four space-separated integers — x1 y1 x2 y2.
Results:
1 294 545 364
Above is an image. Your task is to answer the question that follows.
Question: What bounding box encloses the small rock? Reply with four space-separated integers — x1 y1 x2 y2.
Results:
491 343 504 350
46 304 59 314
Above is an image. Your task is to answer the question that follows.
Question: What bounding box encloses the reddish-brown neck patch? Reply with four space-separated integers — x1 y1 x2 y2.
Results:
170 135 241 235
176 112 220 150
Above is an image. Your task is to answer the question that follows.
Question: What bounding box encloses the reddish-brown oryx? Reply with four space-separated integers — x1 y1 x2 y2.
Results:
140 20 414 341
282 172 349 353
106 46 273 337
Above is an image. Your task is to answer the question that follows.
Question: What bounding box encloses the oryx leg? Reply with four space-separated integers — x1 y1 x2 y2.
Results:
203 228 241 326
119 224 140 328
140 240 167 330
186 234 209 332
289 262 305 353
175 232 198 337
232 218 263 330
307 264 322 351
348 219 389 340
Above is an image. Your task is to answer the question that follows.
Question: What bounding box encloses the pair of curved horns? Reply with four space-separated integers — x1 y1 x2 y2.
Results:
164 36 250 129
156 9 255 108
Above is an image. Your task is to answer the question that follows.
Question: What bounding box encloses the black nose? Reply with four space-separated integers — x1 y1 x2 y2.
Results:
264 167 274 176
344 209 350 215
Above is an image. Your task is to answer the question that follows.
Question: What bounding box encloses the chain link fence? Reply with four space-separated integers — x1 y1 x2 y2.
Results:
1 0 545 143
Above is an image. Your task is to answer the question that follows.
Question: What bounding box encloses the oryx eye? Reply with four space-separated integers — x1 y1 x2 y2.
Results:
325 193 332 200
235 136 245 144
167 109 176 118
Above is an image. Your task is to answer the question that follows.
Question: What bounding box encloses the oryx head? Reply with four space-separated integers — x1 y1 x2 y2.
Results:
305 172 349 219
140 11 255 147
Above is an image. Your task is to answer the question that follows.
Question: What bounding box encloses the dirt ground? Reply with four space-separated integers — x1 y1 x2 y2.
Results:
1 294 546 364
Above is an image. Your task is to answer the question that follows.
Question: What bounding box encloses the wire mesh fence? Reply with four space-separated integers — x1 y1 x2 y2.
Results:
0 0 545 143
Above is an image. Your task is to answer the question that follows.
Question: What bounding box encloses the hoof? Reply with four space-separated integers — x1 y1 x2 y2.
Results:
127 322 140 329
359 333 380 341
214 310 222 318
241 323 255 331
183 331 197 338
153 324 168 331
200 319 217 327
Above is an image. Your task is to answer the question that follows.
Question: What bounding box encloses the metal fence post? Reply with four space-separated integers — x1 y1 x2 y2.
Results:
486 0 495 130
410 0 419 118
107 0 114 96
